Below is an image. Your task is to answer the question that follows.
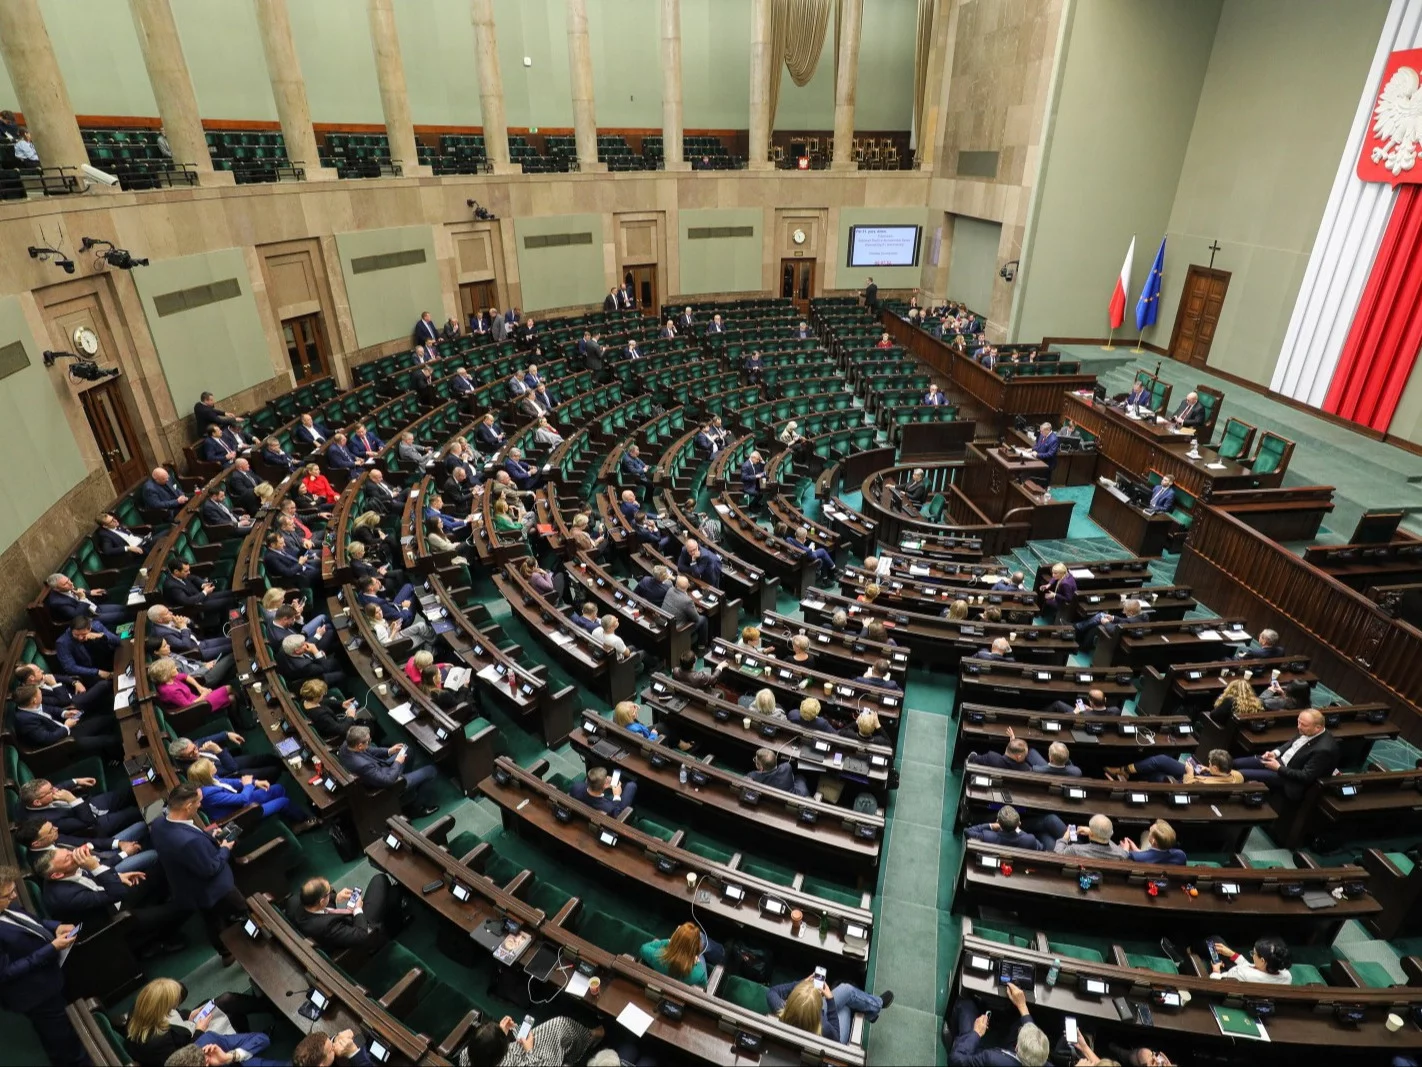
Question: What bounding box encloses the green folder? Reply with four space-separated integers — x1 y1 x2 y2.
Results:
1211 1004 1270 1041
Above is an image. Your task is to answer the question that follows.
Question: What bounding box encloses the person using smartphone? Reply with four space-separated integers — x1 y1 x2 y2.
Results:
125 976 278 1065
0 865 86 1065
466 1014 602 1065
1206 935 1293 985
767 973 893 1044
948 981 1049 1065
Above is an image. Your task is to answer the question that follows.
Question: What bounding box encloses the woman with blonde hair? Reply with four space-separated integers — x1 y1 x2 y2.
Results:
252 481 275 508
738 687 785 719
1213 676 1265 718
299 462 338 505
404 647 452 686
125 976 274 1066
791 696 835 733
946 599 969 621
858 583 881 605
638 921 723 988
767 973 891 1043
260 586 286 617
186 756 313 829
841 708 888 744
148 656 234 713
789 633 813 664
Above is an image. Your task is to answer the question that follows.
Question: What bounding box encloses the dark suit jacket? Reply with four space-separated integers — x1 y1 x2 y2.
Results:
1173 399 1206 427
95 525 146 558
194 401 236 434
633 576 669 606
200 498 244 528
963 825 1044 850
1273 731 1340 800
196 437 235 463
264 549 316 583
339 743 405 790
568 779 632 815
163 573 215 612
228 468 260 506
1239 642 1284 659
288 894 379 950
950 1011 1035 1065
413 318 439 344
55 623 119 679
42 866 131 922
328 442 358 470
474 424 504 450
150 621 205 656
293 422 331 449
151 815 235 909
0 908 66 1011
15 708 70 748
44 590 99 625
141 478 183 512
747 762 808 796
364 480 400 516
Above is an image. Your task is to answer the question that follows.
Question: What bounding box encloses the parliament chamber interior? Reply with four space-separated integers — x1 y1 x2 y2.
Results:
3 0 1422 1065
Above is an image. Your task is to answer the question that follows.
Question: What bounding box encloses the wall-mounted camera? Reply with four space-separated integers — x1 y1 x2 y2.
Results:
42 350 120 382
466 199 496 221
28 246 76 274
81 237 149 270
999 259 1019 283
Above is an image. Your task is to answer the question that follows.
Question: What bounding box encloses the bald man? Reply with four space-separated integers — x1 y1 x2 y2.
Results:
1053 813 1126 860
1231 709 1338 801
1171 391 1206 429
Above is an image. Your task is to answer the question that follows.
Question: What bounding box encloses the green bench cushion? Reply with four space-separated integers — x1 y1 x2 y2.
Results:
721 974 770 1014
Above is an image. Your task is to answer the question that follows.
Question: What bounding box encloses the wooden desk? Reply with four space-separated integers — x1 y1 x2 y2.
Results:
953 703 1196 771
960 444 1048 524
1062 394 1256 499
1137 656 1315 716
1088 481 1178 557
956 841 1378 944
954 657 1137 715
1093 617 1254 670
760 610 911 685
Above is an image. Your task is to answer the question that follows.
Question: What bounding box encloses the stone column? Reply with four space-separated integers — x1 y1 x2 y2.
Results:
830 0 863 169
471 0 517 174
659 0 687 170
367 0 430 176
253 0 336 180
747 0 774 170
916 0 956 172
565 0 603 172
0 0 90 176
128 0 229 184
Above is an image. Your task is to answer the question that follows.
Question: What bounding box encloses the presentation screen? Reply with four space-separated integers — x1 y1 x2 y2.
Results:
847 225 921 267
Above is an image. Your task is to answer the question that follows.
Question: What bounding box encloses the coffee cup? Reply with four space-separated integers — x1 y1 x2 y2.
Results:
685 872 697 890
1387 1013 1404 1032
587 976 602 997
742 717 752 729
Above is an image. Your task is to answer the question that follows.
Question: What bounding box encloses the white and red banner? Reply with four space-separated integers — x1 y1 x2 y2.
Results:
1274 0 1422 430
1107 236 1135 330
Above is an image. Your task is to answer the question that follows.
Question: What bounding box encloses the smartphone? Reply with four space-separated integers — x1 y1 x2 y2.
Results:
195 1000 217 1024
812 966 827 990
516 1015 535 1042
610 770 621 788
67 923 83 940
1206 940 1220 965
1064 1017 1078 1044
1067 824 1078 842
348 888 362 907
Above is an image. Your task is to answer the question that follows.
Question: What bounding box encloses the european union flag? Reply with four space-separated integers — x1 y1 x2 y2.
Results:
1135 237 1166 331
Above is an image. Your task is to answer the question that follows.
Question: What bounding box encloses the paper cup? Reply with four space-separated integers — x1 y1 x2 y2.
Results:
742 717 752 729
685 872 697 890
1387 1013 1404 1032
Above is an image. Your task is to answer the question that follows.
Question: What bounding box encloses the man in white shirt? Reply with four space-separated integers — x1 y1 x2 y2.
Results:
593 615 630 658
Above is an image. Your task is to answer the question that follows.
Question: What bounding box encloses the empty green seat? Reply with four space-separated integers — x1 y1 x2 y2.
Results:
1385 852 1415 876
720 974 770 1013
580 912 656 958
1290 963 1326 986
1215 418 1253 459
348 940 425 993
802 877 864 909
1124 952 1178 974
739 860 796 887
548 772 575 794
683 839 735 865
483 851 523 885
1048 941 1107 964
527 880 573 916
1348 960 1397 988
404 977 478 1038
971 924 1034 949
1251 432 1289 475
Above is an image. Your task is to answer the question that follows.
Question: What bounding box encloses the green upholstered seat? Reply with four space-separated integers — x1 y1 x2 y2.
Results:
404 978 478 1039
580 912 656 958
547 772 575 794
633 816 677 842
973 924 1035 949
527 880 573 916
683 839 735 864
1290 964 1326 986
445 831 481 860
1216 418 1252 459
483 851 523 886
1125 953 1179 974
721 975 770 1014
1386 851 1415 876
1048 941 1107 964
1349 960 1396 988
350 941 425 993
1252 433 1288 474
801 877 864 909
739 860 796 887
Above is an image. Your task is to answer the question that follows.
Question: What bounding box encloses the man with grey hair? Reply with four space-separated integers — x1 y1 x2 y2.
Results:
1239 627 1284 660
1074 595 1151 651
278 633 346 687
338 724 438 817
397 431 433 467
963 804 1044 851
147 603 232 660
661 575 708 650
948 980 1049 1065
167 731 283 780
43 572 128 627
593 615 630 659
1053 813 1127 860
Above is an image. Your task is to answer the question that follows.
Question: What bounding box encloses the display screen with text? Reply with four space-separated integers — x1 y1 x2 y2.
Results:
848 225 921 267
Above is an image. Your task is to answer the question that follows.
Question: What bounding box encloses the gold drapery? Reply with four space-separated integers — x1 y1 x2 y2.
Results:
768 0 833 128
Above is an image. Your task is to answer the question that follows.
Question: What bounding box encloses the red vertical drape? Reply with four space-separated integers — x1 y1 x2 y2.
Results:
1324 183 1422 430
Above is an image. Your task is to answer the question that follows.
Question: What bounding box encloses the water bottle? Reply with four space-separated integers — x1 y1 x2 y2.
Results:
678 763 688 786
1045 957 1061 987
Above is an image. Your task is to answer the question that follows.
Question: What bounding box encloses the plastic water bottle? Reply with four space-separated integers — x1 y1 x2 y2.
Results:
679 763 688 786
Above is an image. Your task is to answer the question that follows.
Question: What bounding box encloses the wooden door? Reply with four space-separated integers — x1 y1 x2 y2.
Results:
282 313 329 384
626 265 658 316
1168 266 1230 367
79 378 146 492
781 258 816 315
460 280 499 323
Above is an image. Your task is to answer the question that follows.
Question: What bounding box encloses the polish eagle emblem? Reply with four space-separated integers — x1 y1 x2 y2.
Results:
1359 49 1422 185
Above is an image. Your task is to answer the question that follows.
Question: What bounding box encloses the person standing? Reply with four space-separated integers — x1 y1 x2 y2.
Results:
0 866 84 1065
150 782 247 961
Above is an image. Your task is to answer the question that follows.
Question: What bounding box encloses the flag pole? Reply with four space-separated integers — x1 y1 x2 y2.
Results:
1102 327 1116 351
1132 329 1145 353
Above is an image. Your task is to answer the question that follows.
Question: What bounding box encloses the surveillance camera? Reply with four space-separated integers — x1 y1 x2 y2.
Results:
104 249 149 270
80 164 120 187
59 259 75 274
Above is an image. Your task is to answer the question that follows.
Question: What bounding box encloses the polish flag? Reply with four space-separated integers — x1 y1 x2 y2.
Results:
1108 236 1136 330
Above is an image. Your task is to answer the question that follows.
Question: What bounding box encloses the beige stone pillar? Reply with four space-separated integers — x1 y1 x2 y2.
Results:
747 0 774 170
128 0 230 184
917 0 956 172
831 0 863 169
0 0 90 176
565 0 604 172
471 0 518 174
367 0 430 176
253 0 336 180
659 0 687 170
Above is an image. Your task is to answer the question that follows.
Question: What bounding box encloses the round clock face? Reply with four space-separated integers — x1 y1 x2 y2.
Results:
72 326 99 355
792 228 807 245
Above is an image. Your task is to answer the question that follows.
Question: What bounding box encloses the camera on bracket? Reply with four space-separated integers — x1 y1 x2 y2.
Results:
42 351 120 381
81 237 149 270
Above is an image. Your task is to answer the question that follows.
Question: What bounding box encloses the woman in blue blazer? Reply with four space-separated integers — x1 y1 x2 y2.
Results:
185 758 314 828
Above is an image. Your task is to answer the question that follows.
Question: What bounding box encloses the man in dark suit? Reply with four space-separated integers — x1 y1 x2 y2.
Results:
603 288 620 312
1232 710 1338 801
339 725 438 817
348 422 384 460
1073 597 1150 651
163 558 236 616
785 526 836 582
168 731 284 780
327 432 363 471
1124 379 1153 409
148 603 232 660
264 532 319 588
260 437 301 473
965 734 1032 772
694 423 720 457
16 818 155 876
194 391 243 436
1031 421 1060 479
94 512 151 561
0 866 85 1065
1170 391 1206 429
474 414 505 451
660 318 677 340
227 459 263 514
1238 628 1284 659
625 338 643 360
278 634 346 688
413 311 439 346
363 468 401 517
863 277 878 311
678 539 721 589
795 320 812 340
18 776 146 844
1144 475 1176 514
196 423 238 465
503 448 542 490
35 846 185 955
963 805 1044 851
441 465 475 513
293 413 331 450
150 782 247 958
622 444 653 498
450 366 476 397
975 637 1015 662
706 313 725 335
678 307 695 332
741 450 766 507
141 466 188 515
902 468 929 506
55 616 119 680
44 571 127 627
924 384 949 406
1043 688 1121 717
11 662 111 716
748 748 808 796
356 575 416 627
947 981 1046 1066
569 766 636 814
200 486 253 532
633 565 671 607
12 683 121 759
288 874 395 952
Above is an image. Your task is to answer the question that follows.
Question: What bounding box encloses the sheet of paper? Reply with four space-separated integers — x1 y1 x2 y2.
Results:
1205 462 1227 470
116 671 137 692
1195 629 1223 641
616 1002 655 1037
801 599 826 611
114 688 133 710
565 971 591 998
126 589 146 606
387 703 416 725
548 631 573 646
477 664 504 684
909 565 930 576
445 666 472 690
1222 629 1251 642
1069 569 1095 579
